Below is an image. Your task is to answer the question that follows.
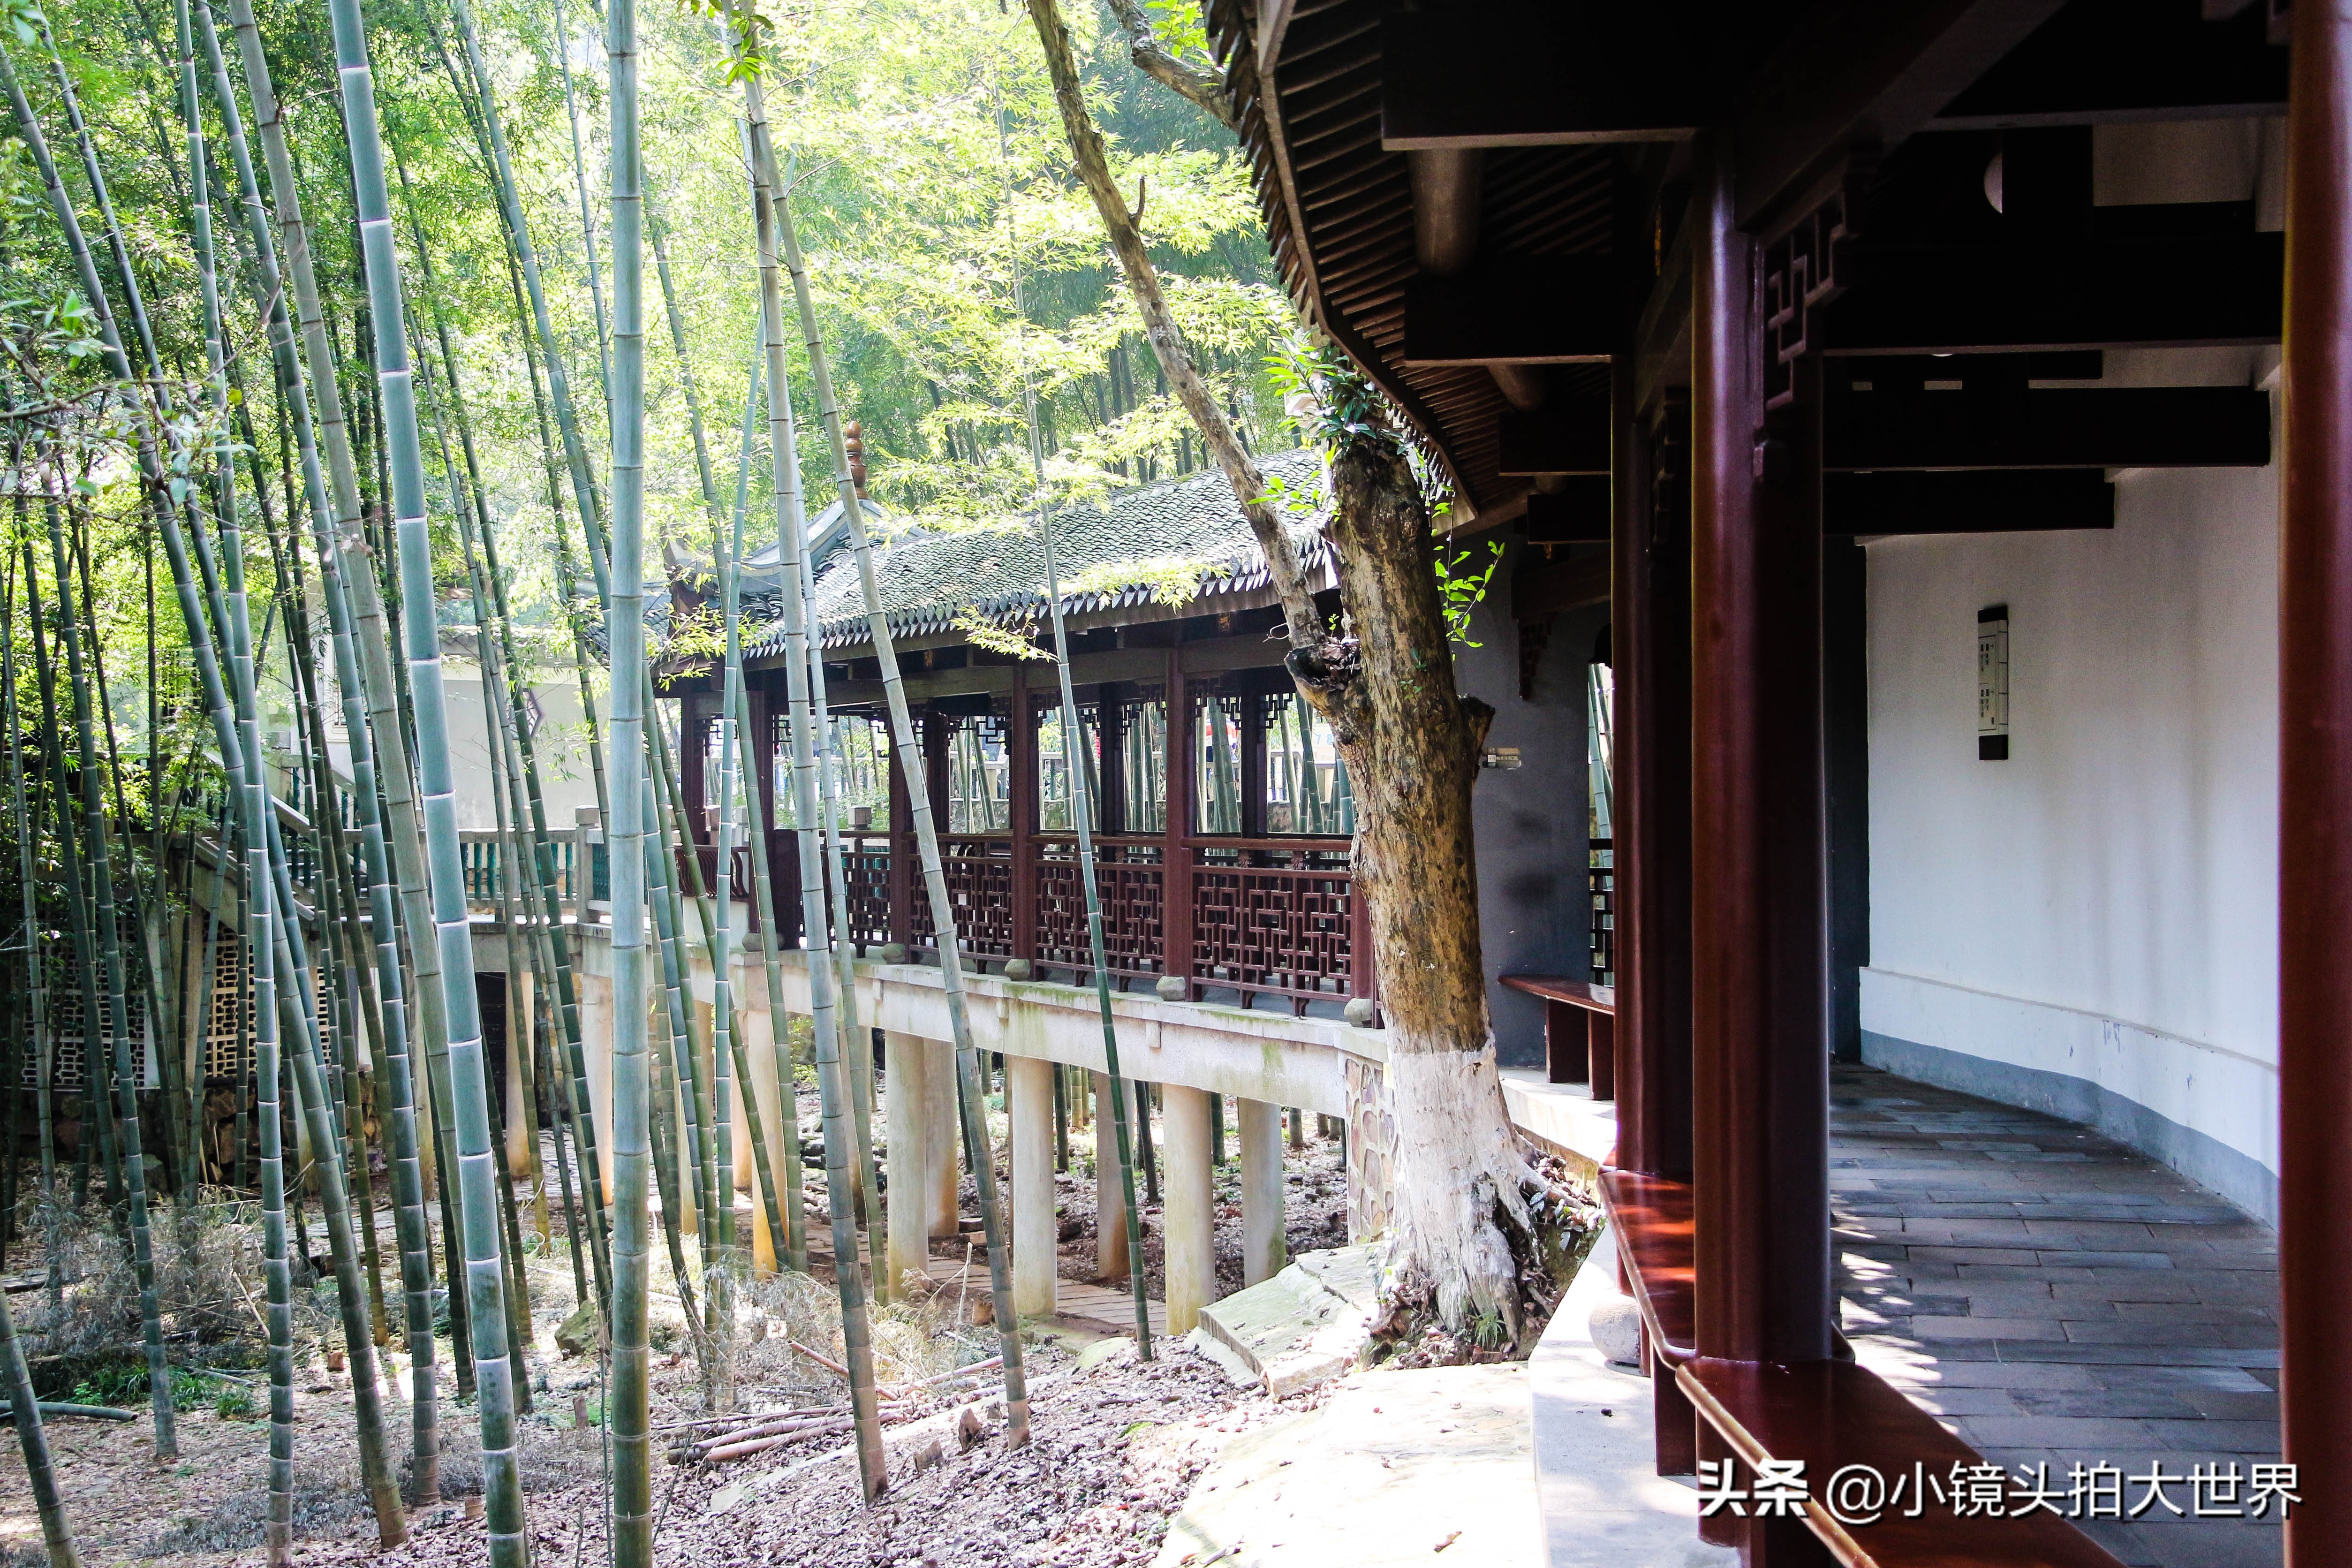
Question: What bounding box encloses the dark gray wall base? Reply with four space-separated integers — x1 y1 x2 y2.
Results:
1859 1030 2277 1227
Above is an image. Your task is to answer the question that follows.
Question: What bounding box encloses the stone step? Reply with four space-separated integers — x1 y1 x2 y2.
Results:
1195 1242 1384 1397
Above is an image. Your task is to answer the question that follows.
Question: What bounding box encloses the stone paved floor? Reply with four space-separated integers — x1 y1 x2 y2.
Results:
1832 1063 2282 1568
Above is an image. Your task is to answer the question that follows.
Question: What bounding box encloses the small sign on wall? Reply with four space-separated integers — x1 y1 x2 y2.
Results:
1977 604 2010 761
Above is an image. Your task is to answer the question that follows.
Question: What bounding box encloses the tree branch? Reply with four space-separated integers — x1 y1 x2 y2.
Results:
1102 0 1238 133
1025 0 1321 650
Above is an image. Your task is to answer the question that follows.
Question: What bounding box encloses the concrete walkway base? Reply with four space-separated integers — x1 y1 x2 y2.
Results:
1530 1225 1710 1568
1152 1364 1543 1568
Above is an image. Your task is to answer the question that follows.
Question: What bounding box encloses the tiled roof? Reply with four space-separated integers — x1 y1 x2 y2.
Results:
742 449 1325 657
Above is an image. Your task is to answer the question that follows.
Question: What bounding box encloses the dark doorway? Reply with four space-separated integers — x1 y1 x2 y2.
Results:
477 972 509 1120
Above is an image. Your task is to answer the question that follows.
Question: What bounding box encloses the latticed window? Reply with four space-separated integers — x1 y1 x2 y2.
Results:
1259 691 1353 836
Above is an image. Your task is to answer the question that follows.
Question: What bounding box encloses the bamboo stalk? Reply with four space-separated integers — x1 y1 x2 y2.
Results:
0 1286 80 1568
743 106 887 1498
715 352 794 1286
202 0 445 1458
0 561 51 1205
445 0 606 557
44 466 175 1460
605 0 655 1546
323 0 527 1555
12 496 106 1207
224 0 473 1410
759 112 1039 1416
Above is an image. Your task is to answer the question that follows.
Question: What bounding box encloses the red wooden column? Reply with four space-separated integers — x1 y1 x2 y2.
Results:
678 688 716 845
2280 8 2352 1559
885 708 916 951
1238 677 1267 839
1161 652 1195 996
1009 666 1039 964
1688 136 1832 1375
1611 365 1694 1185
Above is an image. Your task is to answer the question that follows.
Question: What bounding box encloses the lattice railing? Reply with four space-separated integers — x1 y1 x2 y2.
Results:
1189 839 1357 1007
910 834 1015 958
833 833 892 949
1033 836 1165 977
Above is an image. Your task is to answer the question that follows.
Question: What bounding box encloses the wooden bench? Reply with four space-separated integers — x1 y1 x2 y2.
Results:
1602 1173 2127 1568
1678 1357 2129 1568
1500 973 1615 1092
1599 1168 1700 1473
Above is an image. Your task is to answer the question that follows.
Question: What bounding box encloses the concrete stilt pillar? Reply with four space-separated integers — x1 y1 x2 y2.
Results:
884 1030 931 1301
1162 1084 1215 1335
925 1036 960 1239
577 970 614 1198
1093 1071 1128 1280
1008 1055 1057 1321
1238 1098 1286 1286
504 974 534 1178
743 988 784 1277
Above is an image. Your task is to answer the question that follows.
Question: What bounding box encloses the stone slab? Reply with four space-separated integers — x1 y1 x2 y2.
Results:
1197 1243 1386 1397
1152 1364 1542 1568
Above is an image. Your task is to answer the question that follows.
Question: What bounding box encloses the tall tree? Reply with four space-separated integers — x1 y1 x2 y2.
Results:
1026 0 1535 1334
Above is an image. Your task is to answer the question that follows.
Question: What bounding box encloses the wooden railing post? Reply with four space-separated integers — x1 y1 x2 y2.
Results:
1162 651 1194 995
1097 688 1127 838
1009 665 1038 965
679 687 716 845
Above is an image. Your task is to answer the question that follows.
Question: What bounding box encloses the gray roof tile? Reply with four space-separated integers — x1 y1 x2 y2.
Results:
743 449 1324 655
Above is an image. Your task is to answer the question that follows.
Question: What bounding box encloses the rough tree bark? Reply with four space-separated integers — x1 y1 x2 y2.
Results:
1102 0 1236 130
1025 0 1533 1337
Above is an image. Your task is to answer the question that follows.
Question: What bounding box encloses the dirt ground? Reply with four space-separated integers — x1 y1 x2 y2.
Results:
1 1089 1354 1568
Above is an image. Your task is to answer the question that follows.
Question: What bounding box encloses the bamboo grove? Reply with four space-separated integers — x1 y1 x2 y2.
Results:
0 0 1277 1561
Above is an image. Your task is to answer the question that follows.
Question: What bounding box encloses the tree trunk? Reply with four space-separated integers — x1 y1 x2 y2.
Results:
1031 0 1532 1334
1308 437 1526 1333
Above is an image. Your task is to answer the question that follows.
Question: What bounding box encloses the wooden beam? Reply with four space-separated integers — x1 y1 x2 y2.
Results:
1931 0 2287 128
1520 478 1613 543
1401 257 1624 365
1824 468 2114 532
1825 386 2271 468
1823 233 2285 352
1498 396 1613 474
1377 5 1708 150
1510 545 1611 619
1732 0 2071 232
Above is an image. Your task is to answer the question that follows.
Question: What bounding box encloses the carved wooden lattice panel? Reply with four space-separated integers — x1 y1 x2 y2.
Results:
834 836 892 948
1033 840 1164 976
911 835 1014 958
1189 846 1354 1004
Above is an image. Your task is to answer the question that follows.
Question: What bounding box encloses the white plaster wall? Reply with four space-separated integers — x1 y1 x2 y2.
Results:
442 661 603 831
1861 447 2280 1185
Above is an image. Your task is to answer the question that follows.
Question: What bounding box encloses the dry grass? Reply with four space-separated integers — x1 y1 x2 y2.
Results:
11 1188 338 1396
138 1463 372 1557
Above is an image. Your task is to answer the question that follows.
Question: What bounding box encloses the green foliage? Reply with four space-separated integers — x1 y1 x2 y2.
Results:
951 607 1050 661
70 1360 207 1409
1433 540 1503 647
1267 336 1399 460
